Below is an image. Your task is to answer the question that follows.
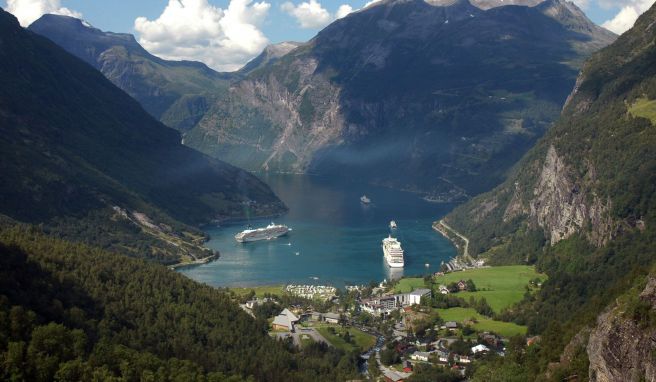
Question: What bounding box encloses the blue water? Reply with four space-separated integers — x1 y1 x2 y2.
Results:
178 174 457 287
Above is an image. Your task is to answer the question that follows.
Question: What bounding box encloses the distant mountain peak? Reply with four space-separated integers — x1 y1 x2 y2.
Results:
469 0 544 9
238 41 303 75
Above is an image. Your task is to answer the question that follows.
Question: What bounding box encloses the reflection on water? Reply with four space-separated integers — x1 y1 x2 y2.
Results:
385 267 404 282
178 174 457 287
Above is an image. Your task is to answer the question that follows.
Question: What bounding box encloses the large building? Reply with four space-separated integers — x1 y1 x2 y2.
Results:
361 288 432 315
395 288 431 306
272 308 299 331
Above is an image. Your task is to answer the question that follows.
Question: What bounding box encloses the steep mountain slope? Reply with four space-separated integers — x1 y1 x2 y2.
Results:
29 14 234 131
445 1 656 262
0 8 283 263
441 3 656 380
185 0 615 200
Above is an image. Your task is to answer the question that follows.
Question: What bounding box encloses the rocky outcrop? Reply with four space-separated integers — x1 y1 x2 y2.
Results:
528 145 613 245
587 276 656 382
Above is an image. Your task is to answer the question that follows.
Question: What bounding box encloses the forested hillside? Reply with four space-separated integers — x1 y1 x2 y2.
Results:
443 3 656 379
0 224 359 381
0 8 283 263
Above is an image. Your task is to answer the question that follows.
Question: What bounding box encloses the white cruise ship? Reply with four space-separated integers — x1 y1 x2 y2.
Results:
235 223 291 243
382 235 405 268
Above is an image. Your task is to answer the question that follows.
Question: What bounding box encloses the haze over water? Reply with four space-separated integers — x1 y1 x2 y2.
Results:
178 174 457 287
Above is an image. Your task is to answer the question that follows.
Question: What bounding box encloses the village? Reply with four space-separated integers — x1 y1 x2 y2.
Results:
236 265 546 381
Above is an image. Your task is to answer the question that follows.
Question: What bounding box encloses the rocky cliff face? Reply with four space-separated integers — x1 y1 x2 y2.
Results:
587 276 656 382
501 145 614 246
184 0 615 200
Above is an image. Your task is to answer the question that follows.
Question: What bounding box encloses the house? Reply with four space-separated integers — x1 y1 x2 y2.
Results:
480 332 502 348
436 350 449 363
403 360 413 372
438 285 450 295
445 321 458 330
272 308 299 332
527 336 541 346
383 370 405 382
323 312 341 324
410 351 431 362
471 344 490 355
361 296 397 315
456 355 471 364
457 280 468 291
415 339 430 349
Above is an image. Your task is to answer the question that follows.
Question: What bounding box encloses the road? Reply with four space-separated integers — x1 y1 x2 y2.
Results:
437 219 471 260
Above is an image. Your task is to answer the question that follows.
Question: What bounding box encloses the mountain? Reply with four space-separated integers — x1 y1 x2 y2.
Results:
0 8 283 263
239 41 303 75
442 3 656 379
184 0 615 201
29 14 235 131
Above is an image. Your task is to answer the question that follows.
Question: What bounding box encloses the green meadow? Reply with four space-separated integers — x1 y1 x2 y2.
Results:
436 307 527 337
435 265 546 312
316 325 377 353
629 97 656 125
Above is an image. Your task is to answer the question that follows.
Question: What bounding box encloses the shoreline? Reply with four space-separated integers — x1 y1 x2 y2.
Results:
169 253 220 270
432 219 485 271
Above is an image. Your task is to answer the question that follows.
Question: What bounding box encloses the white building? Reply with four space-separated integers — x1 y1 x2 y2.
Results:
323 312 340 324
472 344 490 354
410 351 431 362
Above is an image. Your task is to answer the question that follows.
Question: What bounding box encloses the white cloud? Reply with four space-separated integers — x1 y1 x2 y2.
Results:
336 4 353 19
6 0 81 27
281 0 332 28
134 0 270 72
281 0 355 28
601 0 655 34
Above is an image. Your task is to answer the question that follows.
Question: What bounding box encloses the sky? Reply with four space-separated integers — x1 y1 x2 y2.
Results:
3 0 655 71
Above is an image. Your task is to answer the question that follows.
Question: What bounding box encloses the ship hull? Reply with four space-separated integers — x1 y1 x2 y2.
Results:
386 260 405 268
236 230 289 243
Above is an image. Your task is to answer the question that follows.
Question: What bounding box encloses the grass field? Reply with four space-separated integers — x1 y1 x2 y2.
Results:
436 307 526 337
393 278 427 293
435 265 546 312
316 325 376 353
630 97 656 125
230 285 285 297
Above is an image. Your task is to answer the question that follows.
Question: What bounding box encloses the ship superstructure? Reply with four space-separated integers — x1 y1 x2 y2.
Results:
235 223 291 243
382 235 405 268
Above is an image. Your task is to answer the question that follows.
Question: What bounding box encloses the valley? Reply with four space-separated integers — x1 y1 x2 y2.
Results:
1 0 656 381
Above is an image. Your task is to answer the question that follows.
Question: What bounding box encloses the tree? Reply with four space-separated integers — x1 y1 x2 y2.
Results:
475 298 494 317
380 348 400 366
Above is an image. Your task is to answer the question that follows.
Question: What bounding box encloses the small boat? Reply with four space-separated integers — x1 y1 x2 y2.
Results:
425 263 430 267
360 195 371 204
390 220 397 229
